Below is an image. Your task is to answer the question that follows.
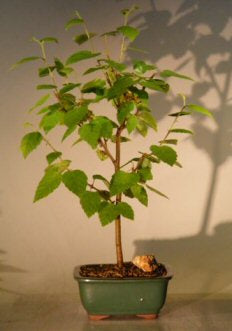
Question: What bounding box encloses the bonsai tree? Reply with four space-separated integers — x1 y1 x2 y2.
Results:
14 6 212 272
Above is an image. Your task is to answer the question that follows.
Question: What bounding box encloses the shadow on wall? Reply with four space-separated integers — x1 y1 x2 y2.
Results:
128 0 232 294
0 250 25 294
134 221 232 294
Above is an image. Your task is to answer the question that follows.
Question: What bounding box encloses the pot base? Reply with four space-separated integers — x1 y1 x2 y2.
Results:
88 314 159 320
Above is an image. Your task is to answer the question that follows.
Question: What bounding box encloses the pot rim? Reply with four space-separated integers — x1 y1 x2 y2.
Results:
73 263 173 281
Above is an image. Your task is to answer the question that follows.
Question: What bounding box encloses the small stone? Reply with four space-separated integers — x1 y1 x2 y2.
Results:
132 255 157 272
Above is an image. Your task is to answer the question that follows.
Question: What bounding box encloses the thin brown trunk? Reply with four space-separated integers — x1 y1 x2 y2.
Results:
115 128 124 268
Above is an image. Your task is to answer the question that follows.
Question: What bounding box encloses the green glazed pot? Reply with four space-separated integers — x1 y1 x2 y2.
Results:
74 265 173 318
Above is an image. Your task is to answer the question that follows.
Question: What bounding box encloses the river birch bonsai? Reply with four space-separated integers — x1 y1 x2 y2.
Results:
14 6 212 272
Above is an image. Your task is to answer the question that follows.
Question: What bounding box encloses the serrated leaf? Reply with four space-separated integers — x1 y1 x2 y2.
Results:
116 202 134 219
46 160 71 173
186 104 213 118
110 170 140 195
29 94 50 112
37 103 60 115
127 115 138 133
46 152 62 164
60 83 80 94
73 32 96 45
62 170 87 197
81 79 106 95
146 184 169 199
99 203 118 226
79 116 113 149
138 167 153 182
64 106 88 127
65 18 84 31
169 128 193 134
117 101 134 124
133 60 156 74
40 111 64 133
11 56 42 70
107 76 135 100
136 119 148 137
139 79 169 93
131 184 148 206
80 191 101 217
159 139 178 145
93 174 110 188
66 50 101 65
117 25 140 42
160 69 193 81
37 84 56 90
20 131 43 158
138 111 157 131
34 168 62 202
150 145 177 166
62 125 77 142
40 37 58 43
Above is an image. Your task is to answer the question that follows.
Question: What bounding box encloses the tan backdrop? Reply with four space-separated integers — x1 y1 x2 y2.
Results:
1 0 231 301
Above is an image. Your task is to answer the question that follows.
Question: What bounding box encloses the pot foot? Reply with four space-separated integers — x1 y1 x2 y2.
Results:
136 314 158 320
89 314 110 321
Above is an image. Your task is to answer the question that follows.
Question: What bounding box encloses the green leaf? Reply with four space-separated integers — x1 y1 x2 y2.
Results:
116 202 134 219
159 139 178 145
40 111 64 133
34 168 62 202
169 128 193 135
186 104 213 118
136 119 148 137
133 60 156 74
40 37 58 43
110 170 140 195
11 56 42 70
79 116 113 149
117 25 140 42
62 170 87 197
20 131 43 158
93 174 110 188
60 83 80 94
101 30 119 37
37 84 56 90
46 152 62 164
29 94 50 112
139 79 169 93
146 184 169 199
102 59 126 72
117 101 134 124
73 33 96 45
64 106 88 127
38 66 55 77
96 149 108 161
99 203 118 226
127 115 138 133
66 50 101 65
150 145 177 166
111 135 130 143
169 111 191 117
131 184 148 206
138 167 153 182
65 18 84 31
160 69 193 81
62 125 77 142
83 65 106 75
138 111 157 131
107 76 135 100
80 191 101 217
81 79 106 95
46 160 71 173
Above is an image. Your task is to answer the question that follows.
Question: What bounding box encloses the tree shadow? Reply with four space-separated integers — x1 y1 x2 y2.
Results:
127 0 232 295
0 249 26 295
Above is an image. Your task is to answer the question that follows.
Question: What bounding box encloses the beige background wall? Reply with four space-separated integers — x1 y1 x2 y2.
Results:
1 0 231 300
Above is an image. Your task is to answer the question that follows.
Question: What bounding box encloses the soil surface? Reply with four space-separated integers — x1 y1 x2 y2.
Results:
79 262 167 278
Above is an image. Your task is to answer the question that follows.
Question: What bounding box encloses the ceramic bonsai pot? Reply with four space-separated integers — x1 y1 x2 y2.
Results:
74 265 173 320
